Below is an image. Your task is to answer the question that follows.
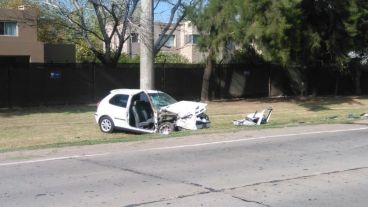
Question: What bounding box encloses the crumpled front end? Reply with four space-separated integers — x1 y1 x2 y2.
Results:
160 101 210 130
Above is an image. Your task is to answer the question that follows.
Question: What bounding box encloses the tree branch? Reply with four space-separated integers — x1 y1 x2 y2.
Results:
154 0 183 54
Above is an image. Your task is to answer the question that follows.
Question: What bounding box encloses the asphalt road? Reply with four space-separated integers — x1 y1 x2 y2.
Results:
1 124 368 207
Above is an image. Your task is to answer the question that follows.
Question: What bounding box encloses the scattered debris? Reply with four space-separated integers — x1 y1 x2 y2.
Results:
233 107 273 126
348 113 361 120
325 115 338 120
348 113 355 119
361 113 368 119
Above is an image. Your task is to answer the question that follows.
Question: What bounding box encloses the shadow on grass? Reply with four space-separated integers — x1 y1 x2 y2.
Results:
0 104 96 117
213 96 367 112
1 96 367 117
295 96 365 112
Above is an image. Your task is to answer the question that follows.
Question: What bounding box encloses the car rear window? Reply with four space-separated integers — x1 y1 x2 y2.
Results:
109 94 129 108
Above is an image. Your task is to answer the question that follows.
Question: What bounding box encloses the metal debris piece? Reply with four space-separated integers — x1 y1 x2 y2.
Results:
361 113 368 119
233 107 273 126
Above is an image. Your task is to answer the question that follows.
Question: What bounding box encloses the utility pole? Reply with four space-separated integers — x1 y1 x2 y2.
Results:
140 0 154 89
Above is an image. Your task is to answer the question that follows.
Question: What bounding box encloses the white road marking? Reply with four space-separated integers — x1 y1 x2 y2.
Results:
139 127 368 152
1 127 367 167
0 153 109 167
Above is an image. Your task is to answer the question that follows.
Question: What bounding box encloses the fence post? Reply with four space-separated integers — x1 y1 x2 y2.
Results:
92 63 96 103
6 66 9 108
161 60 166 91
7 64 12 108
268 67 271 97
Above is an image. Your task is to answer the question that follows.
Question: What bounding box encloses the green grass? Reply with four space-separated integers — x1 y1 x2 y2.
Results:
1 96 368 153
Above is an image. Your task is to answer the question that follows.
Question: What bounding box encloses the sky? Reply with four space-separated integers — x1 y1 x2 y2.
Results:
48 0 179 23
154 1 179 23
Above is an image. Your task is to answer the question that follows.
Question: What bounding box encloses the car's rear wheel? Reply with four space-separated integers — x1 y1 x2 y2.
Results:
99 116 114 133
158 122 175 135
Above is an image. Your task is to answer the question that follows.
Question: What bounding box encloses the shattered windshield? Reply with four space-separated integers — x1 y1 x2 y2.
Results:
148 92 177 109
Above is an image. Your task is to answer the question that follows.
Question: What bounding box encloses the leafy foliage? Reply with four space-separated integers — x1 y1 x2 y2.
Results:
234 0 302 65
116 52 189 64
119 54 140 64
47 0 140 67
189 0 368 97
187 0 239 100
299 0 352 70
155 52 189 63
190 0 368 67
188 0 236 54
0 0 70 44
0 0 35 9
76 40 101 63
345 0 368 64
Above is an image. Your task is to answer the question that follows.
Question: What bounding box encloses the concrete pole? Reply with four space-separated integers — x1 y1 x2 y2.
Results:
140 0 154 89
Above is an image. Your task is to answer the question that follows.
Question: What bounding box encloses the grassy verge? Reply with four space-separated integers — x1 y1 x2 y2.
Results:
1 96 368 153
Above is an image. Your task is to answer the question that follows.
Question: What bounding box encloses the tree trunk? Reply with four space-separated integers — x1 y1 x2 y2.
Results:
201 49 214 102
93 52 117 68
103 56 117 68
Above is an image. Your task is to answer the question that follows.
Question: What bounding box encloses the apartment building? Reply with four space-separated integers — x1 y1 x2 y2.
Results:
0 7 44 63
111 21 207 63
176 21 206 64
0 7 75 64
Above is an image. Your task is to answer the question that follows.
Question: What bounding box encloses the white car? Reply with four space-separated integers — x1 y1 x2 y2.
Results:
95 89 210 134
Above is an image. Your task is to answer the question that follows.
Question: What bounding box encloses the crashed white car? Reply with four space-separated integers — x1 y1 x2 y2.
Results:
95 89 210 134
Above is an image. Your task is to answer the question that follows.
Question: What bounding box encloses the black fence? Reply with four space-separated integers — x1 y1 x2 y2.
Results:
0 62 367 108
0 63 205 108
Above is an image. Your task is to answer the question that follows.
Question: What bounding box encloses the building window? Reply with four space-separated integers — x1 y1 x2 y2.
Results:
185 34 199 44
159 35 175 48
131 33 139 43
0 22 17 36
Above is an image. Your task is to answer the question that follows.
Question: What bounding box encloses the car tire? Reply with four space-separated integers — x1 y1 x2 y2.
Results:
99 116 114 133
158 122 175 135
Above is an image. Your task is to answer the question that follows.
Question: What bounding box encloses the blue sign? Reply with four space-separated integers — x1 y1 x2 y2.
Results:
50 70 62 79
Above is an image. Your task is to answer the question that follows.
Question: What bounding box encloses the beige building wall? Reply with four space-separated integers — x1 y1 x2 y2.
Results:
178 21 207 63
0 8 44 63
108 25 140 57
108 21 208 63
154 21 207 63
154 23 181 54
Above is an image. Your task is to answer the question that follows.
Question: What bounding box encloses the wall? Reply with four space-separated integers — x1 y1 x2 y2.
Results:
0 8 44 63
0 63 366 108
178 21 207 63
0 64 204 107
44 44 76 63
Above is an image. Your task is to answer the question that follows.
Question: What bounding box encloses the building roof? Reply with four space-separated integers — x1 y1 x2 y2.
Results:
0 8 37 22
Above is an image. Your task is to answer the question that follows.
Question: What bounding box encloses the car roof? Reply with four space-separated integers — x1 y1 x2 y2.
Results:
110 89 162 95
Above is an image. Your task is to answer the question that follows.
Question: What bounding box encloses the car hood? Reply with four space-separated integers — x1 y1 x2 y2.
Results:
161 101 207 118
